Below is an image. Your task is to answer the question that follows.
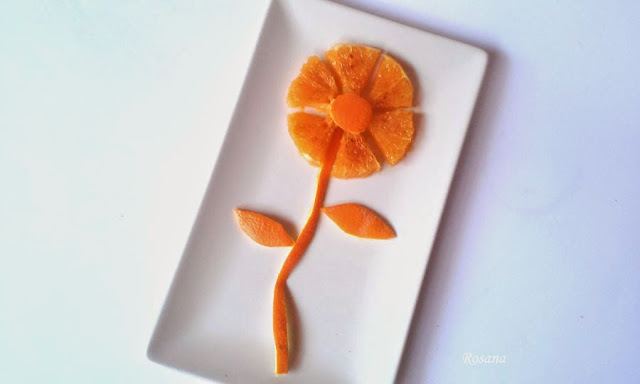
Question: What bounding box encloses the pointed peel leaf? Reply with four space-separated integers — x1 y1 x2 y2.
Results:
322 203 396 239
234 209 295 247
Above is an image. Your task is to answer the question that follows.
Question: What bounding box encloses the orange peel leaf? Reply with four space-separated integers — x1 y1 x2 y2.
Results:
322 203 396 239
234 209 294 247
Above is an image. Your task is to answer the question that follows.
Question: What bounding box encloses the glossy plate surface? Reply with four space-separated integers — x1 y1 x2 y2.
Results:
148 0 487 382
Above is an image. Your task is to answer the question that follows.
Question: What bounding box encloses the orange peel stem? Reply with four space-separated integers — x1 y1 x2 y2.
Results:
273 129 344 374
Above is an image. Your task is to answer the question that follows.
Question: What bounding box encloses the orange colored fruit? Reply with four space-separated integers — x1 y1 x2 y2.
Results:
322 203 396 239
330 93 373 134
287 56 338 112
332 132 380 178
241 43 418 377
273 129 344 374
288 45 415 177
325 44 381 94
365 54 413 109
288 112 380 178
234 209 294 247
288 112 336 167
368 109 414 165
273 43 419 375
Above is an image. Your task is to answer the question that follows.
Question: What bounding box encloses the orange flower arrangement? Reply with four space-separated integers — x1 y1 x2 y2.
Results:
288 43 414 178
234 43 415 374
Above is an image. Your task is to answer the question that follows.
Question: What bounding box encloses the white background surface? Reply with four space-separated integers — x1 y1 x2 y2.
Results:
1 1 638 383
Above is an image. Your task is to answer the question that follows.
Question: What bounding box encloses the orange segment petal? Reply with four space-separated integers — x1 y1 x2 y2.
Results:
365 54 413 109
325 44 381 95
332 132 381 179
287 56 338 112
322 203 396 239
234 209 294 247
288 112 336 167
369 110 414 165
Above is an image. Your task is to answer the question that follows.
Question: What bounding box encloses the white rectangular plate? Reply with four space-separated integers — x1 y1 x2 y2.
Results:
148 0 487 382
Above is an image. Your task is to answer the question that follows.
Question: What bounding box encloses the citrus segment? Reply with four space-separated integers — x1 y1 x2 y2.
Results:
287 56 338 112
330 93 373 134
365 54 413 109
369 109 414 165
325 44 381 95
332 132 380 178
273 129 344 374
288 112 336 167
234 209 294 247
322 203 396 239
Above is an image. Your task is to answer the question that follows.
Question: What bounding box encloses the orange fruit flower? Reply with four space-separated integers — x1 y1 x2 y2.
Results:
287 43 415 178
270 43 414 375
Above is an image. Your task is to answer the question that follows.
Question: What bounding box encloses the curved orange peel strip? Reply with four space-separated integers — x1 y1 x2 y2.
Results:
234 209 294 247
322 203 396 239
273 129 344 374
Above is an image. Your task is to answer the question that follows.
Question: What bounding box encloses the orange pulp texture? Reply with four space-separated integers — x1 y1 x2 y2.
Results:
287 44 415 178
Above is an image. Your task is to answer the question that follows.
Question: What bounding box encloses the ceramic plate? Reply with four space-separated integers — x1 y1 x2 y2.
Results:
148 0 487 382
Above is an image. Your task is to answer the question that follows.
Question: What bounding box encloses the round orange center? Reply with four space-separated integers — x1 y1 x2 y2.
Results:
330 93 373 134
